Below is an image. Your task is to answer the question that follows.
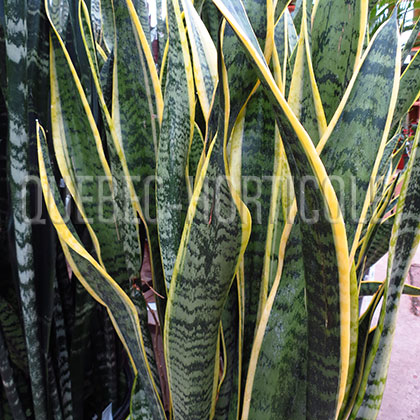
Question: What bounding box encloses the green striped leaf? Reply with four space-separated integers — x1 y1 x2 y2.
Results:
163 39 251 419
201 0 221 45
112 0 167 309
228 87 278 388
247 222 307 419
51 277 74 419
99 0 115 54
37 122 166 420
211 1 351 418
359 215 395 276
49 28 133 288
0 327 26 420
3 1 47 416
273 8 297 94
392 47 420 129
188 123 205 187
401 15 420 65
320 12 400 250
274 0 291 22
157 0 195 288
156 0 168 69
47 4 166 413
69 281 96 420
214 286 239 419
360 280 420 296
311 0 367 122
46 0 70 39
354 123 420 419
222 0 270 138
182 0 218 123
339 284 384 420
287 0 326 144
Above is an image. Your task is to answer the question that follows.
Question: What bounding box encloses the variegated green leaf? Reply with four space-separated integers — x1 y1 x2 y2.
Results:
49 28 133 288
273 8 297 93
51 277 74 419
157 0 195 288
201 0 221 45
360 280 420 296
392 47 420 129
339 284 384 420
247 222 307 419
188 122 205 186
311 0 367 122
163 37 251 419
182 0 217 123
100 0 115 54
288 0 326 144
3 1 47 416
0 327 25 420
228 87 277 385
211 1 351 418
320 12 400 250
46 0 70 39
214 285 239 419
156 0 168 69
274 0 291 22
354 123 420 419
222 0 270 138
112 0 167 309
400 15 420 65
37 122 166 420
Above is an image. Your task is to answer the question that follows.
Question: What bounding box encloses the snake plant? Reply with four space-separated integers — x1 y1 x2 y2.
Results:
1 0 420 419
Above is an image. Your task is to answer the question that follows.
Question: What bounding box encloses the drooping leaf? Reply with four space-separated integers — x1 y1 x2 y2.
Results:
37 123 166 420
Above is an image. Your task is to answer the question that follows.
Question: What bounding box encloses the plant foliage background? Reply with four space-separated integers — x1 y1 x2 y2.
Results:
0 0 420 419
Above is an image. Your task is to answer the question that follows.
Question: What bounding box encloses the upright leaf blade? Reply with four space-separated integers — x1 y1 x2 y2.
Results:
163 35 251 419
320 13 400 250
157 0 195 288
4 1 47 416
355 124 420 419
211 1 351 417
311 0 367 122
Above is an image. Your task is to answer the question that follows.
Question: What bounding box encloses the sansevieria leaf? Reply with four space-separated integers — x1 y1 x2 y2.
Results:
311 0 368 122
4 1 47 416
354 123 420 419
157 0 195 288
163 36 251 419
211 1 351 418
37 123 166 420
319 11 400 252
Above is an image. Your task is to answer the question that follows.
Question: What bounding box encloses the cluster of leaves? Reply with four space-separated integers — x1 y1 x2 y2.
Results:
1 0 420 419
